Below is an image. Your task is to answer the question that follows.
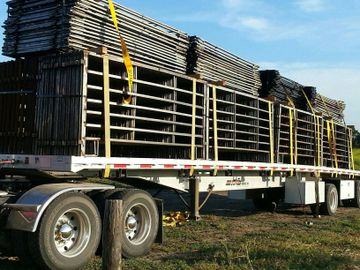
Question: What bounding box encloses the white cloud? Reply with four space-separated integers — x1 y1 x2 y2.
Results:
296 0 325 12
221 15 270 32
240 17 269 31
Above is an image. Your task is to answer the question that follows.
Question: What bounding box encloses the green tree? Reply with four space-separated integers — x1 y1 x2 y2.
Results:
352 126 360 148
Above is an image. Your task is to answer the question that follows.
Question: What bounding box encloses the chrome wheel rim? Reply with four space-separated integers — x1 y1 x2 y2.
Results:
329 190 338 212
54 208 91 258
124 203 152 245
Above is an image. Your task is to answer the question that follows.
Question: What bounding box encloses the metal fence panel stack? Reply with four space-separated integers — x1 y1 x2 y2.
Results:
85 52 206 159
208 87 272 162
187 36 261 96
3 0 189 74
275 104 320 166
303 87 345 124
260 70 305 109
34 51 85 156
0 0 353 170
0 58 38 154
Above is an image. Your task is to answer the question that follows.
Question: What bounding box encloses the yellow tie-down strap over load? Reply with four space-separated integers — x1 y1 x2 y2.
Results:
108 0 134 104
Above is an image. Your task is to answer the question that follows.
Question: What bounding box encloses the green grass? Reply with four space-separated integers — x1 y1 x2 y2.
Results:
354 148 360 170
119 211 360 270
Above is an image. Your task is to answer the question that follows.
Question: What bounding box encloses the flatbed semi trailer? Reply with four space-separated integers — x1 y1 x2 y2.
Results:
0 2 358 269
0 50 359 270
0 153 359 270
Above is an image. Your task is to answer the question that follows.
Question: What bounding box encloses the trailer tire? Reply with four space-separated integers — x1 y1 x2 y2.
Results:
351 181 360 208
320 184 338 216
107 189 159 258
28 192 101 270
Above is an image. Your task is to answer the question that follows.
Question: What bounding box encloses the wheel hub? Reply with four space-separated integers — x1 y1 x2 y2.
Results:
124 204 152 245
59 223 74 240
53 209 91 257
127 216 137 230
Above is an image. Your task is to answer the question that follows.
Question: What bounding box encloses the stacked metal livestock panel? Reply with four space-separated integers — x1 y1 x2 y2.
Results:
34 51 85 156
0 51 206 159
85 52 206 159
260 70 306 110
275 105 321 166
208 87 272 162
322 121 352 169
3 0 189 74
303 87 345 124
0 58 38 154
276 103 351 169
0 0 354 169
187 36 261 96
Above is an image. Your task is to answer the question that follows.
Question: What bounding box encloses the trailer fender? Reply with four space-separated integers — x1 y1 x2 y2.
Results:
4 183 114 232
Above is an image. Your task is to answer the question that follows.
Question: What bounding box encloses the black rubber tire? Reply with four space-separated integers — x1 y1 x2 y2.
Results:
320 184 338 216
28 192 101 270
351 181 360 208
107 189 159 258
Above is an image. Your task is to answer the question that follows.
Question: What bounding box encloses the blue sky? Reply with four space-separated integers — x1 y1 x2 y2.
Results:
0 0 359 127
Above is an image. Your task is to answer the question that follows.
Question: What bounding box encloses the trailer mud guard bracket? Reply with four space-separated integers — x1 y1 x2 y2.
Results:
5 183 114 232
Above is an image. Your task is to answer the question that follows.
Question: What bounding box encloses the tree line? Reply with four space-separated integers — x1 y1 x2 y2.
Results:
352 126 360 148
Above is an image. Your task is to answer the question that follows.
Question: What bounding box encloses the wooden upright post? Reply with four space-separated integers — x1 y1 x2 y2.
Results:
189 177 201 220
102 200 123 270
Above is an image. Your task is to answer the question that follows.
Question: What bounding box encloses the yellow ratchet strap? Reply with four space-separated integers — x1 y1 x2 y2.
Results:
302 90 321 174
103 52 111 178
349 128 355 178
108 0 134 104
190 79 197 176
326 120 334 170
331 120 338 176
347 128 355 178
301 89 316 115
287 96 296 108
268 101 274 176
289 107 294 176
212 86 219 176
316 116 321 176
